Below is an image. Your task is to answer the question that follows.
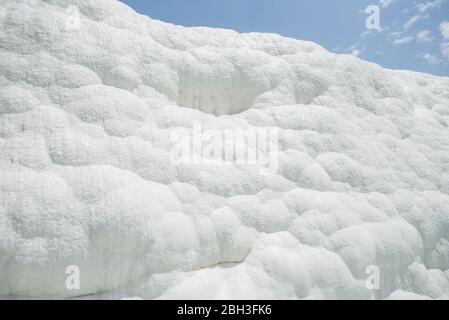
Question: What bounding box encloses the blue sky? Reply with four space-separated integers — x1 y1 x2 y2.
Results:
120 0 449 77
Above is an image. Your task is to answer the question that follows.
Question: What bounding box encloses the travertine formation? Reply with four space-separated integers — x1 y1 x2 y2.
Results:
0 0 448 299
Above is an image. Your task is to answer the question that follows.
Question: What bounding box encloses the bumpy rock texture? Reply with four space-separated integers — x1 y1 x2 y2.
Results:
1 0 449 300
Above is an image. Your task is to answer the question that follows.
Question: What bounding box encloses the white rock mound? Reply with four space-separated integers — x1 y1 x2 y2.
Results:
0 0 449 299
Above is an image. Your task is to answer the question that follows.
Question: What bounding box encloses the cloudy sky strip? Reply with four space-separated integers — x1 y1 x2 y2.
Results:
121 0 449 76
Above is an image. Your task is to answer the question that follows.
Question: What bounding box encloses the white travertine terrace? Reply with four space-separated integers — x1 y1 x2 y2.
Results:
0 0 448 299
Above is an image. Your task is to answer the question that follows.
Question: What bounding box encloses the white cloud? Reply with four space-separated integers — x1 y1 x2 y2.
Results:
345 43 363 57
439 21 449 61
442 43 449 60
360 30 372 39
346 43 361 56
352 49 362 57
379 0 397 8
420 53 442 64
403 14 427 30
417 0 446 13
402 8 411 14
417 30 432 42
440 21 449 40
389 31 403 38
394 36 414 44
400 0 446 32
388 32 414 45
